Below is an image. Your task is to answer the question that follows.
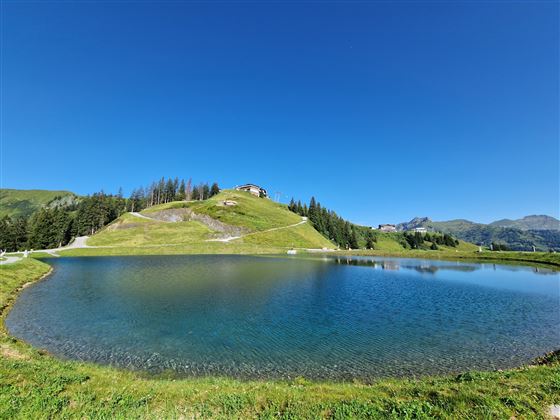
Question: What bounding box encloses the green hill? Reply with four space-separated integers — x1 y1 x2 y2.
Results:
0 188 78 218
88 190 335 251
79 190 478 256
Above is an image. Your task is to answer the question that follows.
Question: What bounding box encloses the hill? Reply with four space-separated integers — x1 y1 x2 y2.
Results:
397 216 560 251
72 190 478 256
489 215 560 231
0 188 78 218
88 190 335 251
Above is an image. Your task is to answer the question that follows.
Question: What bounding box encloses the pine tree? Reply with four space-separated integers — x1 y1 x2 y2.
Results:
192 186 200 200
201 183 210 200
185 178 192 201
176 179 186 201
288 198 296 212
210 182 220 197
366 234 375 250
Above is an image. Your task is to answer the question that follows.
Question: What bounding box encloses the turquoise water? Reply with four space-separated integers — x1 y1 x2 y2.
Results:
6 255 560 380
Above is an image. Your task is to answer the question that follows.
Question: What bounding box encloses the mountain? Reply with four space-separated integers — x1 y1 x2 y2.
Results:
489 215 560 231
0 188 79 218
397 216 560 251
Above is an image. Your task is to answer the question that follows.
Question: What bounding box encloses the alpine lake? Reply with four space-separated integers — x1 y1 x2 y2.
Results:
6 255 559 381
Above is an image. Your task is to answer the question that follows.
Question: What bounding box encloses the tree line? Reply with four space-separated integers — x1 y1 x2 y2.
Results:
0 177 220 252
288 197 460 251
402 231 459 250
130 177 220 211
288 197 376 249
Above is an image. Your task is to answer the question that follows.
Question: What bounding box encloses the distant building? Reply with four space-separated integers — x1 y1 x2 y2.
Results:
378 224 397 233
235 184 268 198
414 227 427 233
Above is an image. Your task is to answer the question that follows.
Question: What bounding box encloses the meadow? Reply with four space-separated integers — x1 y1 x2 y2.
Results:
0 258 558 419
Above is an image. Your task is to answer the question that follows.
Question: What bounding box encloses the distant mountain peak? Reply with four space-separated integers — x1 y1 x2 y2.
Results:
489 215 559 231
409 216 432 224
396 217 433 231
396 214 560 251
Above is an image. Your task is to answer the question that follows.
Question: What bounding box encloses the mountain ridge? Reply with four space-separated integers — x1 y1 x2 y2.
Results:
0 188 78 218
397 215 560 251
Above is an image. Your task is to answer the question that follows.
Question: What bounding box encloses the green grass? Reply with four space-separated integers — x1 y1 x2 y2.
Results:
0 189 76 218
88 217 212 247
58 243 290 257
183 190 303 231
241 222 334 249
83 191 335 252
1 259 559 418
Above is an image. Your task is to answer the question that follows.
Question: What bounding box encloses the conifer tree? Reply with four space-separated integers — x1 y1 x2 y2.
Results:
210 183 220 197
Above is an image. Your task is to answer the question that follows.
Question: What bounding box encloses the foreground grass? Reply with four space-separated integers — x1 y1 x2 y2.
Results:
1 259 559 418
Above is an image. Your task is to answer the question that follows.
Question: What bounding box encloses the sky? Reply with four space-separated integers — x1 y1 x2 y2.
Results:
1 1 558 225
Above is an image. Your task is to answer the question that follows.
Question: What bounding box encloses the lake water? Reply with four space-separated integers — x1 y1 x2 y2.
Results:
6 255 560 380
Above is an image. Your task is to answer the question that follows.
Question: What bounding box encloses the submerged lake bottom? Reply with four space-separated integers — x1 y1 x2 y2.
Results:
6 255 560 380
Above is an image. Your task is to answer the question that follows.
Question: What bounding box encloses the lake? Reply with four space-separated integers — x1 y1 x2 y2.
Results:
6 255 560 380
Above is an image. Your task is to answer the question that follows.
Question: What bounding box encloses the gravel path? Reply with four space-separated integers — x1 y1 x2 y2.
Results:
207 217 308 243
0 256 22 265
0 236 91 265
130 212 159 221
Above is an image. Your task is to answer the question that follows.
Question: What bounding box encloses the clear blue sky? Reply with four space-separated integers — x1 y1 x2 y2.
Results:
1 1 558 225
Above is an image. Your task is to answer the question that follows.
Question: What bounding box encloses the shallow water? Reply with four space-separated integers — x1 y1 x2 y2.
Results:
6 255 560 380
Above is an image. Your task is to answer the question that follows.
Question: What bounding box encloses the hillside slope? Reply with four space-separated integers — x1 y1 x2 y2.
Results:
0 188 78 218
84 191 478 256
89 190 334 251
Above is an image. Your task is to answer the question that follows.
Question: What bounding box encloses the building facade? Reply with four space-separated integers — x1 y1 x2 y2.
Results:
235 184 268 198
378 224 397 233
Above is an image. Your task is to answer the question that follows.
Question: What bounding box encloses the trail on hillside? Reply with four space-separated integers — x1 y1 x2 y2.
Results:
206 218 308 243
1 236 92 264
130 209 308 243
0 256 22 265
130 209 248 238
130 212 161 221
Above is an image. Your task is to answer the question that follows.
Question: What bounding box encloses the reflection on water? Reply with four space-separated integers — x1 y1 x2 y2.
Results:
6 255 560 380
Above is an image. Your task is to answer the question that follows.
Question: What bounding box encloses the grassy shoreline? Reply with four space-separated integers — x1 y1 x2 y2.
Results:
329 249 560 268
1 258 559 418
53 245 560 269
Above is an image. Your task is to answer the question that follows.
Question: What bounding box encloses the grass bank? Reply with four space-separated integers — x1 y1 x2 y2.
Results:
332 249 560 268
1 259 559 418
56 244 560 270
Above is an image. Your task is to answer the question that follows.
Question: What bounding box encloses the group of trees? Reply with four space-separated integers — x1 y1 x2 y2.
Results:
288 197 461 251
0 177 220 252
403 232 459 250
130 177 220 211
0 192 127 251
490 242 509 251
288 197 376 249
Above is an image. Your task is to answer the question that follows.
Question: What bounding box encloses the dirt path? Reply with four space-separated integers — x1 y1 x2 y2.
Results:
1 236 92 264
207 217 308 243
130 212 160 221
0 256 22 265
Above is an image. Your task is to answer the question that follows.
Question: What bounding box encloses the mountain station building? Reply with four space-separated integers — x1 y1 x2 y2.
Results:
235 184 268 198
